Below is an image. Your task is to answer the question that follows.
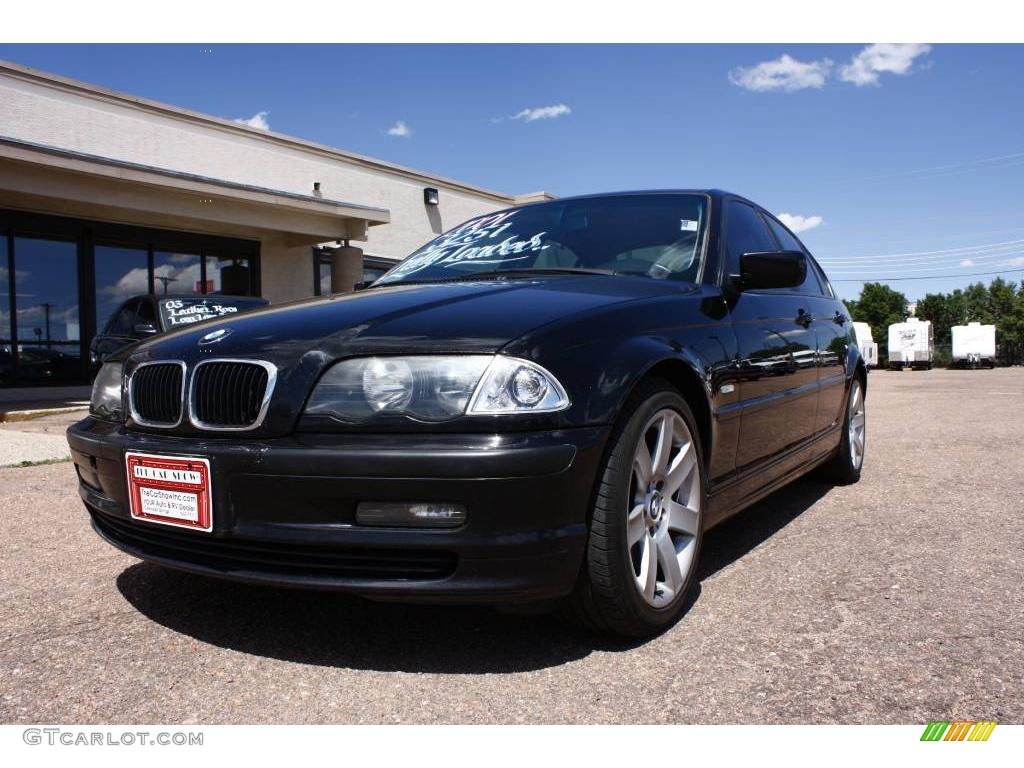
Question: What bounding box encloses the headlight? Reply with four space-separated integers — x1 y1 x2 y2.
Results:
304 355 569 423
90 362 124 421
467 356 570 414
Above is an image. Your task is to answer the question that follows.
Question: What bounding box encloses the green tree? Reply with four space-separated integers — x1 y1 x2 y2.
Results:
847 282 908 332
915 292 954 345
1013 284 1024 347
963 281 991 323
988 277 1022 344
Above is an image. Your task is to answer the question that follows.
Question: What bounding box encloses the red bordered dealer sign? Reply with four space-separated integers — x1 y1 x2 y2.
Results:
125 452 213 532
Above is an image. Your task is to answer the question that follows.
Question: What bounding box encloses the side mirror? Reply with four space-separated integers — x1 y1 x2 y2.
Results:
353 279 376 292
736 250 807 290
134 322 158 336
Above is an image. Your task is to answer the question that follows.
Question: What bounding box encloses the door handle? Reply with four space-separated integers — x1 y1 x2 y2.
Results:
795 309 814 327
833 311 847 325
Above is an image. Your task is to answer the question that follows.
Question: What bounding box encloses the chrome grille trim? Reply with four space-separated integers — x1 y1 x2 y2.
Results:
127 361 187 428
187 359 277 431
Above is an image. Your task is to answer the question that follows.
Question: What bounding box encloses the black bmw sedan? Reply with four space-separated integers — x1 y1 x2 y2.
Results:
67 190 866 637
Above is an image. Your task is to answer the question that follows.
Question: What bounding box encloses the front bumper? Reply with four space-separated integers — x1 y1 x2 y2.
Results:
67 418 608 603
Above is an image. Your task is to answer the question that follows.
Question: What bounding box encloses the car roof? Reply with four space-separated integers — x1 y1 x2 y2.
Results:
513 189 754 209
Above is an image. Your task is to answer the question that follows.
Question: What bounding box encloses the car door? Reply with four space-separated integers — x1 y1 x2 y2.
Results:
762 213 849 434
724 201 820 470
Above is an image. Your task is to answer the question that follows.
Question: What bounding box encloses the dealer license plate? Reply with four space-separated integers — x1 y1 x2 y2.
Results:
125 452 213 532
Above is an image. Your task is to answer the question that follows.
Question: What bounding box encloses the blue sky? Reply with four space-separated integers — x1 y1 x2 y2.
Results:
2 43 1023 301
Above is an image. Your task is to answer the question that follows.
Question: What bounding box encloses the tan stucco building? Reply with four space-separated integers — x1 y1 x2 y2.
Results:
0 60 550 388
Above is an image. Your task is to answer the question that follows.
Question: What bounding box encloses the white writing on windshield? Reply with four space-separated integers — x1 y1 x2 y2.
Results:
162 301 241 327
384 211 549 280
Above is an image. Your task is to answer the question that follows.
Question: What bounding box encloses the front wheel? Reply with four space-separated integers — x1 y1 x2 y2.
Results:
565 379 706 638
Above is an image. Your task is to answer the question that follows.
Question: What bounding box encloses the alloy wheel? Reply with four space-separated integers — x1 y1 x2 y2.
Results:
628 408 702 607
848 380 866 470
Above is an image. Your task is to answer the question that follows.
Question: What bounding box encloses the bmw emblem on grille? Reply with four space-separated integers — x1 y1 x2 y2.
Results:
199 328 232 344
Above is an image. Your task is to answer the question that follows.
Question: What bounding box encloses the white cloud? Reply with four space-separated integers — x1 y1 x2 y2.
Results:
0 266 29 281
777 213 824 233
508 103 572 122
99 266 150 298
840 44 932 86
234 111 270 130
729 54 832 92
1001 256 1024 267
386 120 412 137
960 259 976 267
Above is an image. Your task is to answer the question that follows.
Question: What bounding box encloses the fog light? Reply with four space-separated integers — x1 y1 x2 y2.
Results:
356 501 466 528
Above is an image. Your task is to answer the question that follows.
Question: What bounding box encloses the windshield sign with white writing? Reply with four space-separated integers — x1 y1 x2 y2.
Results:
158 298 265 329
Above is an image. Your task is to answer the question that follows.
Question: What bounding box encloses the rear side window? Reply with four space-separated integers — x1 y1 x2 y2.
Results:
725 201 776 270
807 257 835 297
759 215 819 295
763 214 805 254
761 213 831 296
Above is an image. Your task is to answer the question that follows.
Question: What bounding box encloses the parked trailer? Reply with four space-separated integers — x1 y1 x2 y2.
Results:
851 321 879 368
952 321 996 368
888 317 934 370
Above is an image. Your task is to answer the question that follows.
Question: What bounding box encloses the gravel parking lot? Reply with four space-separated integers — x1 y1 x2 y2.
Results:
1 369 1021 724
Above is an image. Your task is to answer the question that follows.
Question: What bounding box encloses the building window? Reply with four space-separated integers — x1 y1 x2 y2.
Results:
153 250 202 295
313 247 332 296
206 255 253 296
362 256 396 286
1 236 11 384
1 208 259 387
363 262 391 284
12 237 82 385
313 249 396 295
94 244 150 334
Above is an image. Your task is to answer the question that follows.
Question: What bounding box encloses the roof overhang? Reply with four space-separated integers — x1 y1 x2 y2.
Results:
0 135 391 245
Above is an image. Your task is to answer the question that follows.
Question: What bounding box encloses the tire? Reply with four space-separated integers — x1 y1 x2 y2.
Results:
564 378 706 638
821 375 865 485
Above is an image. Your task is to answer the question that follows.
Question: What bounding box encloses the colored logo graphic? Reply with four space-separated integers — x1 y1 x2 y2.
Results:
920 720 997 741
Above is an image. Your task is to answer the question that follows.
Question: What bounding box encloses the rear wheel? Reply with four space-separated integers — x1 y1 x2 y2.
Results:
565 379 705 637
821 376 865 484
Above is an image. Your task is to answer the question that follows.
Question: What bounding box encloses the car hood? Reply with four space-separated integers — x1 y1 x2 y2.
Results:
132 276 690 363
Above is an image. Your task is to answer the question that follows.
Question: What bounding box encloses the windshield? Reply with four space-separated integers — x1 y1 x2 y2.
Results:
376 193 707 286
158 297 267 330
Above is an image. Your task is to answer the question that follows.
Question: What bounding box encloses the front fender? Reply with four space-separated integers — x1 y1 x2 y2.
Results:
501 290 737 431
585 337 714 425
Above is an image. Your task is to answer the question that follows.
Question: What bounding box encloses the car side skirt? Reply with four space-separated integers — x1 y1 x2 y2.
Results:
704 420 842 529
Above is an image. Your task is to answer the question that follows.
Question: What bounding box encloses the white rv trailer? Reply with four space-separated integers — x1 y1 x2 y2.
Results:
952 322 996 368
887 317 934 370
851 321 878 368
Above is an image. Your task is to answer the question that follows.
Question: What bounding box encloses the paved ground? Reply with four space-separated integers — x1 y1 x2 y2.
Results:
1 369 1021 724
0 410 85 467
0 386 91 419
